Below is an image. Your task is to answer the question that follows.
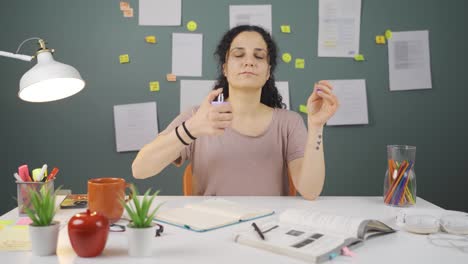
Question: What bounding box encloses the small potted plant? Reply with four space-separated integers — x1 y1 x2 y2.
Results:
122 185 163 257
24 185 60 256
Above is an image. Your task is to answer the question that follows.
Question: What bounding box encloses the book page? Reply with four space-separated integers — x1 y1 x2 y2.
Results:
280 209 365 238
155 207 236 231
185 199 273 220
234 221 355 263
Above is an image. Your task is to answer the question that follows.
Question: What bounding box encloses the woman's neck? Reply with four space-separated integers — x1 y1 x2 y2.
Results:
227 85 265 118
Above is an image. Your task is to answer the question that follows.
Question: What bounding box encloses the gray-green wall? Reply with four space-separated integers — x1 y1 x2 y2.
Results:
1 0 467 214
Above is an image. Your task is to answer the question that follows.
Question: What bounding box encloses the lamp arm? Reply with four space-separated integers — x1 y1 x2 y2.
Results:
0 51 32 61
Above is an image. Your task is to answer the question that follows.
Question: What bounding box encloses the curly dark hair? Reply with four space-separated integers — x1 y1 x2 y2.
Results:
213 25 285 109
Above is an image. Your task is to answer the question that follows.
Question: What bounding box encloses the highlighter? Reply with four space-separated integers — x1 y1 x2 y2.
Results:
18 164 32 182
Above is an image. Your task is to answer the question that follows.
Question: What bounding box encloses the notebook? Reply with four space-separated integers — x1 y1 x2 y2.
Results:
154 198 274 232
234 209 396 263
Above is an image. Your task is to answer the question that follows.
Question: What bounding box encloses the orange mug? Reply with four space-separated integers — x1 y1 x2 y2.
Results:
88 178 132 223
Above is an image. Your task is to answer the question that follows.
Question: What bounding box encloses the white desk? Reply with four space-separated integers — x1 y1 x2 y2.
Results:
1 196 466 263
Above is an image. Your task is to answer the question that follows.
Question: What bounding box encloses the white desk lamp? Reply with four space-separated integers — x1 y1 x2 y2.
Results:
0 37 85 103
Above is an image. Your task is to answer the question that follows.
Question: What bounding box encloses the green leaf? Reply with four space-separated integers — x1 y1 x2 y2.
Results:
121 185 162 228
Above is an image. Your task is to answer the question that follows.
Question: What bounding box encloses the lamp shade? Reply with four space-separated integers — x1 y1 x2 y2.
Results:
19 51 85 102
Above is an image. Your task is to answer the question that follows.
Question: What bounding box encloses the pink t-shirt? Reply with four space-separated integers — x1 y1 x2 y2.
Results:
161 107 307 196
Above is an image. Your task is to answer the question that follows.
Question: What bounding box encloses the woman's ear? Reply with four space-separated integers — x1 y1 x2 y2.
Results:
223 63 227 76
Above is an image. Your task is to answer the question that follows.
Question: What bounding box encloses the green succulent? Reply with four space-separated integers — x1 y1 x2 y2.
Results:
122 185 163 228
24 185 60 226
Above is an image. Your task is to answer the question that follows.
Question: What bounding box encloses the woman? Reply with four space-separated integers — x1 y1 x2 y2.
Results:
132 25 339 200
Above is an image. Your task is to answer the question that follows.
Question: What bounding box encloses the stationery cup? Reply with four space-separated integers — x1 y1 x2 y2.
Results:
16 180 54 216
87 178 132 223
383 145 417 207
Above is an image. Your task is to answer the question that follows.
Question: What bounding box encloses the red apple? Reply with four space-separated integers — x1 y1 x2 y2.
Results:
68 209 109 257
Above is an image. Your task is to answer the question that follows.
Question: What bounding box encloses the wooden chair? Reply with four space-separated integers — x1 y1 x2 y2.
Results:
183 163 297 196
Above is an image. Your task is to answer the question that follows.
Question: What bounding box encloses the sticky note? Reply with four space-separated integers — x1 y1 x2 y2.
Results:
123 8 133 18
119 54 129 64
282 53 292 63
187 20 198 32
16 218 32 226
280 25 291 33
385 29 392 39
353 54 365 61
295 58 305 69
166 74 176 82
375 35 386 44
145 35 157 44
149 81 160 92
299 104 308 114
0 220 14 226
120 1 130 11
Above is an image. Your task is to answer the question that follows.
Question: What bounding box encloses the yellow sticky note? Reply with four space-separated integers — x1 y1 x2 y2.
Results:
354 54 365 61
145 35 157 44
385 29 392 39
295 58 305 69
0 220 14 226
280 25 291 33
119 54 129 64
149 81 160 92
187 20 197 32
375 35 386 44
299 104 308 114
282 53 292 63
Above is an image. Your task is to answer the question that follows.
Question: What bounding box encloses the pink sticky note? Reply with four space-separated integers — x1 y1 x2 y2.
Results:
341 246 357 257
16 217 33 225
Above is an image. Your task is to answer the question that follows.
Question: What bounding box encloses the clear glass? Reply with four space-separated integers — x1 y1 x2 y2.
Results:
383 145 416 207
16 180 54 216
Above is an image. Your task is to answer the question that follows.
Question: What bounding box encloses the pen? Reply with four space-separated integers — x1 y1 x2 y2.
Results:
13 172 23 182
252 222 265 240
37 164 47 182
46 167 59 181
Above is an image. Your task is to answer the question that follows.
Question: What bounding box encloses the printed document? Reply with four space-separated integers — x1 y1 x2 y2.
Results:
318 0 361 57
172 33 203 77
326 79 368 126
388 30 432 91
113 102 158 152
229 5 272 34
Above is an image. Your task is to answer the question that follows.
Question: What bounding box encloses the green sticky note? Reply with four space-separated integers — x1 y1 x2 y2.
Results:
354 54 365 61
280 25 291 33
282 53 292 63
385 29 392 39
295 58 305 69
299 104 308 114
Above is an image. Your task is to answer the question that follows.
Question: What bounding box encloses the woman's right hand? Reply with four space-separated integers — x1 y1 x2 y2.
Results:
185 88 233 137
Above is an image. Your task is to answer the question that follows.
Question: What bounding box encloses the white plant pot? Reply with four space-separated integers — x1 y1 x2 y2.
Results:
29 221 60 256
127 224 155 257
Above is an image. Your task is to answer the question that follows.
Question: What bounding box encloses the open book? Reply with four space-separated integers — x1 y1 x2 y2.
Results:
154 199 274 232
234 209 396 263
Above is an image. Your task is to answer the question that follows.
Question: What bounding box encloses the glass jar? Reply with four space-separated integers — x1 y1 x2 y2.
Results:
383 145 416 207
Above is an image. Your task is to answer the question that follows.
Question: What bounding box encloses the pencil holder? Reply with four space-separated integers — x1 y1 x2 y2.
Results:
383 145 416 207
16 180 55 216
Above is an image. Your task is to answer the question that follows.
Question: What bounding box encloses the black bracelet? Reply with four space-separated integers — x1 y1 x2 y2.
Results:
175 126 189 146
182 121 196 140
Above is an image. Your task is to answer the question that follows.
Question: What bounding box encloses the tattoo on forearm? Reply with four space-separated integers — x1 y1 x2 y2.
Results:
316 134 322 150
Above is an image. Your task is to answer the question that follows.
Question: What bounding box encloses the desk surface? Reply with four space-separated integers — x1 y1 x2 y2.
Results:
1 196 466 264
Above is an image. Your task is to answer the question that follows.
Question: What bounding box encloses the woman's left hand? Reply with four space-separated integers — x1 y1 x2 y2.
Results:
307 80 339 127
